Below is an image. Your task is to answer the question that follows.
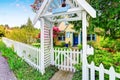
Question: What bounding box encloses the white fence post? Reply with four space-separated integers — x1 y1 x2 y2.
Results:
90 62 95 80
99 63 104 80
109 66 115 80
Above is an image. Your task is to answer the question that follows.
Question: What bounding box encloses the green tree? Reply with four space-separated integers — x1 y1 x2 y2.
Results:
69 0 120 39
5 18 40 44
0 25 5 37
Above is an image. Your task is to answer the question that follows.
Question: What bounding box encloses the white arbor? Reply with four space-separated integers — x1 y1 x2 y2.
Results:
32 0 96 79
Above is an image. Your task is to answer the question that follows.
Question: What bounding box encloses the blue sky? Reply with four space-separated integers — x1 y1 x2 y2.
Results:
0 0 39 28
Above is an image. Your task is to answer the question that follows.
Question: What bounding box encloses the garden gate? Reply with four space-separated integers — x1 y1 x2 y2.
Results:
53 48 82 72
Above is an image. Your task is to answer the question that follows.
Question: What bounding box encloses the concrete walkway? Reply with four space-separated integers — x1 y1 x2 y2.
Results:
0 53 17 80
50 70 74 80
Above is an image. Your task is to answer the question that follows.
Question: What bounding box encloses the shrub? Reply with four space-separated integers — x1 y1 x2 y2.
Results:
114 41 120 51
100 38 115 49
32 43 40 48
77 44 82 50
61 42 66 47
72 63 82 80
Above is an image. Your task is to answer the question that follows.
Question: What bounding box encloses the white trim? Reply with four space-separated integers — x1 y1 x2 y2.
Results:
41 8 83 18
50 23 54 65
51 17 81 22
33 0 50 25
40 18 45 74
43 16 81 23
76 0 96 18
42 0 54 15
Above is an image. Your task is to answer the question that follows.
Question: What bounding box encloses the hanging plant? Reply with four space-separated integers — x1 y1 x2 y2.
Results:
61 0 66 7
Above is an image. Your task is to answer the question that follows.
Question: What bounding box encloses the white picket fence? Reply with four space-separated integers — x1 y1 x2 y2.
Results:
87 62 120 80
2 37 42 72
53 48 82 72
2 37 120 80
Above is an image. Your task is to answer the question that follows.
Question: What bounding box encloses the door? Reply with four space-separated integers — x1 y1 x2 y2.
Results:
73 33 78 46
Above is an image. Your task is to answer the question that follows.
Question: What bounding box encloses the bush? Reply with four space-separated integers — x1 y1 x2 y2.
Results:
32 43 40 48
72 63 82 80
114 41 120 51
77 44 82 50
61 42 66 47
100 38 115 49
87 41 99 49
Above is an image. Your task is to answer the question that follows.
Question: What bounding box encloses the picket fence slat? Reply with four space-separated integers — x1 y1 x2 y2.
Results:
90 62 95 80
99 64 104 80
109 66 115 80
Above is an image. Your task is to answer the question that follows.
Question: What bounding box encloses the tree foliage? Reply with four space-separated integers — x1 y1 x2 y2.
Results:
69 0 120 39
90 0 120 39
5 18 40 44
0 25 5 37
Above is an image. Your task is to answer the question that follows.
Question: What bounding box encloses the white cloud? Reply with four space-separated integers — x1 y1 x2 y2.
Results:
22 5 28 12
16 3 20 7
15 3 28 12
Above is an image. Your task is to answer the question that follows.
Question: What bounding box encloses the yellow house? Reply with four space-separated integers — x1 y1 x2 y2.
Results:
55 22 97 47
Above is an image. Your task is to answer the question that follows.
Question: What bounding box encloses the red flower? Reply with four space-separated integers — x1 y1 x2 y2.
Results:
53 26 60 38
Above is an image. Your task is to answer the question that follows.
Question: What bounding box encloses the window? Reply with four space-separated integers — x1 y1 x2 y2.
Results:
58 34 65 41
66 32 70 38
87 34 96 41
87 34 91 41
92 34 96 41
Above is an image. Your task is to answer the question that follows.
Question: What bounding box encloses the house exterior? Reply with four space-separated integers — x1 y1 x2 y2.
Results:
55 22 98 47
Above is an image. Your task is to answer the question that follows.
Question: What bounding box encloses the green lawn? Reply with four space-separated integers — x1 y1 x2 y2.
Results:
0 39 58 80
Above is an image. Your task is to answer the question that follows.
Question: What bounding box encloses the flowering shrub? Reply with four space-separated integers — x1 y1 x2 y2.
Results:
53 26 60 38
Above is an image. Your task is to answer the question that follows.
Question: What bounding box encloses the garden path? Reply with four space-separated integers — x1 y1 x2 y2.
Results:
50 70 74 80
0 53 17 80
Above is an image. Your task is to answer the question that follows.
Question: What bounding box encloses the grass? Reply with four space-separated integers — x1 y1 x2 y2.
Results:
0 39 58 80
72 70 82 80
32 43 40 48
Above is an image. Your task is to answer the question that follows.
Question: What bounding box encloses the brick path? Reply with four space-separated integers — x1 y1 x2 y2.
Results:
0 53 17 80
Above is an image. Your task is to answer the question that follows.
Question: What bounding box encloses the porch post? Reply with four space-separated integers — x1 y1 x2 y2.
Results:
82 11 88 80
40 18 45 74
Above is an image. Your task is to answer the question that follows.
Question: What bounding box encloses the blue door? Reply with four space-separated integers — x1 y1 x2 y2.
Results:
73 34 78 46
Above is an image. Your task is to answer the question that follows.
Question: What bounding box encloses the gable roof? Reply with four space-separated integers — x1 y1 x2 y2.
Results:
33 0 96 25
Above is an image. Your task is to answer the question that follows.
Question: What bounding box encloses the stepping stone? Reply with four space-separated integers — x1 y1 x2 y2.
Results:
50 70 74 80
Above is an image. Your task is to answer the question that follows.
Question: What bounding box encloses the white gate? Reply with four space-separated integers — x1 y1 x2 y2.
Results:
53 48 82 72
